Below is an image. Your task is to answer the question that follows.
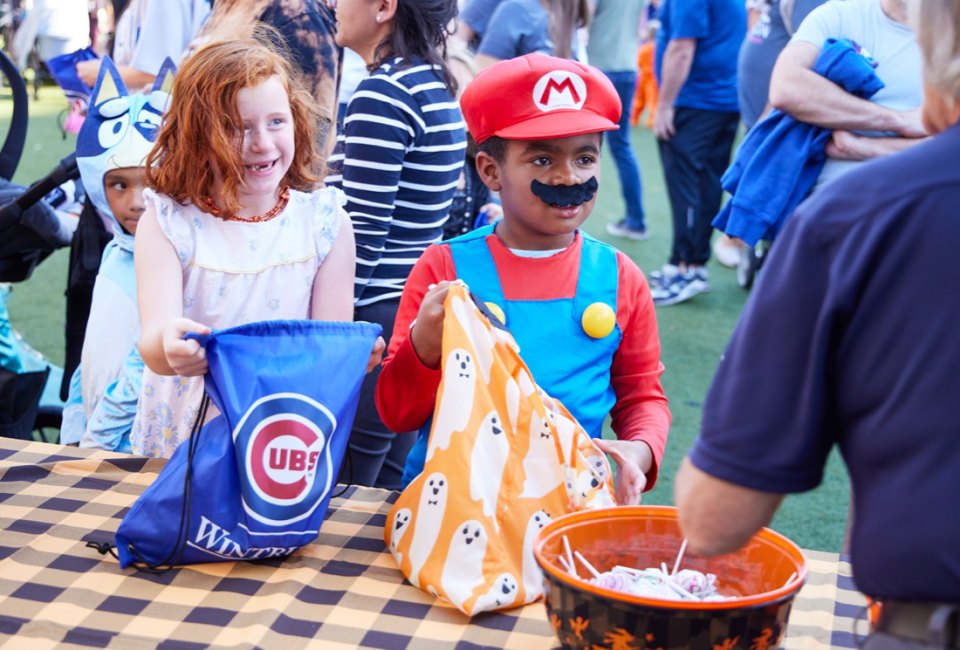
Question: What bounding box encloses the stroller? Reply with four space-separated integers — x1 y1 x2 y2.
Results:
0 46 87 441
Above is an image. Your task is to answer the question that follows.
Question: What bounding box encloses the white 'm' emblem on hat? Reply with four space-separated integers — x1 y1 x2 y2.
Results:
533 71 587 112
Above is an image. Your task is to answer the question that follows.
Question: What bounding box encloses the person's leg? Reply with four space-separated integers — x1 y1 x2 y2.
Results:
657 107 701 267
376 411 416 490
645 79 659 129
630 78 644 127
602 70 646 232
652 108 730 305
690 111 739 266
346 299 410 489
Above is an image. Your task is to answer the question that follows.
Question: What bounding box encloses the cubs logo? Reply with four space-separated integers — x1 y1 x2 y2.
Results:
233 393 338 526
533 70 587 112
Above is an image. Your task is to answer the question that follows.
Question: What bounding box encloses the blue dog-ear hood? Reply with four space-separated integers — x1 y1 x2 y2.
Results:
76 56 176 239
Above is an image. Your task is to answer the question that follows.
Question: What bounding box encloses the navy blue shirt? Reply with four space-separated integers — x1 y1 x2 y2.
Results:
691 123 960 601
326 57 466 307
655 0 746 112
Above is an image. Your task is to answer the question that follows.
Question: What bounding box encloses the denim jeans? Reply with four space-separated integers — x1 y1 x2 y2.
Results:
601 70 645 230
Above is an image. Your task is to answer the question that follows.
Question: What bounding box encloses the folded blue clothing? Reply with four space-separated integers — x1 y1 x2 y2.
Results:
713 38 885 246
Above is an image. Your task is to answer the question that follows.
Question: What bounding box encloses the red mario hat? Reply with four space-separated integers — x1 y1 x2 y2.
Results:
460 53 621 144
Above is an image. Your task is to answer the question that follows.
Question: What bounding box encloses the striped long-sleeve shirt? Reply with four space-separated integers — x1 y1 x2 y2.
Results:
326 57 467 306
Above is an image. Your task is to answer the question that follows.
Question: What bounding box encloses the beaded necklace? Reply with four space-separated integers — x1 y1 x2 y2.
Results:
201 186 290 223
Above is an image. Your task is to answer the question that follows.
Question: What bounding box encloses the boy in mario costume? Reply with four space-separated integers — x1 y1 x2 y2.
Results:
376 53 671 504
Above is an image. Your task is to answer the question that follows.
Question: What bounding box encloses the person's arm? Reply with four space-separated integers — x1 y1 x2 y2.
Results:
606 254 671 502
675 458 783 556
310 209 355 322
375 245 455 432
653 38 696 140
309 208 385 371
474 53 501 71
452 20 477 45
135 204 209 376
678 184 847 556
826 129 928 160
769 41 926 136
76 59 155 90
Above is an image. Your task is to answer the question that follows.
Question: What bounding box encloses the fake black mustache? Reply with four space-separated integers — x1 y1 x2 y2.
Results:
530 177 599 207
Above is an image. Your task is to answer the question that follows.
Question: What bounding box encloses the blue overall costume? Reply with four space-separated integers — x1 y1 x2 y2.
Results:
401 226 622 486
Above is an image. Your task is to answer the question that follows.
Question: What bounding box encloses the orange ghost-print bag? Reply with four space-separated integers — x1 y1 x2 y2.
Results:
384 283 615 616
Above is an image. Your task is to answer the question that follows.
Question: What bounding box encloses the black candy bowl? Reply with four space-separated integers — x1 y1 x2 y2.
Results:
533 506 807 650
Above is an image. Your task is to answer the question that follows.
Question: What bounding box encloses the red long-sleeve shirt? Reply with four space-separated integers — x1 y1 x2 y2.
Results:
375 233 671 487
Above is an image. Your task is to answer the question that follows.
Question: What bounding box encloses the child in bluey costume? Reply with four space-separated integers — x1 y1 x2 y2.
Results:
61 57 175 452
376 53 671 504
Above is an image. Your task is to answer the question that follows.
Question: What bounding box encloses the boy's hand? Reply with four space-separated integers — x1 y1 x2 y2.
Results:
367 336 386 373
593 438 652 506
162 318 211 377
410 281 454 368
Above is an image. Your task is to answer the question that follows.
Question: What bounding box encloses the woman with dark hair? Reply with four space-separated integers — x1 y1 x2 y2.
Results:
326 0 466 489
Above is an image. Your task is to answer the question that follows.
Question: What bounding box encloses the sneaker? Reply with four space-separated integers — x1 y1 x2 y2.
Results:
651 270 707 306
712 235 743 269
606 219 650 241
648 263 680 285
690 266 710 293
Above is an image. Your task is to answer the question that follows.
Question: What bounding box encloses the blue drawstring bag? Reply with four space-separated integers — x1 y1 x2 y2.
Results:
110 320 381 569
44 46 97 105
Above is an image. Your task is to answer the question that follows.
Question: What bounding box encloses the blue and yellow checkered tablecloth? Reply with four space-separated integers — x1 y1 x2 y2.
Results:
0 439 865 649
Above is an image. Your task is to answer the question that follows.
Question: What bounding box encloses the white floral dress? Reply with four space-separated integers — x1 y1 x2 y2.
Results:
131 187 344 458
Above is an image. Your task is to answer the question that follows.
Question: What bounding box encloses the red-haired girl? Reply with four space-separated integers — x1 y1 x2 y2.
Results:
131 35 381 458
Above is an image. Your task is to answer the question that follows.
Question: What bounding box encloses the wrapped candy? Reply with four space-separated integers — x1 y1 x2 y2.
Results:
560 535 728 602
591 565 726 601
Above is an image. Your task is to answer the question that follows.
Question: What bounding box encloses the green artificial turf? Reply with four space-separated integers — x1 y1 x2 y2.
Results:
587 125 850 553
0 86 850 552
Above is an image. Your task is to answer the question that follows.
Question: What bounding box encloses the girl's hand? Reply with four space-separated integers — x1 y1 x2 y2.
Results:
593 438 652 506
162 318 212 377
410 281 455 368
367 336 386 373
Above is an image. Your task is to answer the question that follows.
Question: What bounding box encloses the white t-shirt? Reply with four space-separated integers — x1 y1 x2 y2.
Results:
338 47 369 107
792 0 923 186
129 0 211 74
13 0 90 65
